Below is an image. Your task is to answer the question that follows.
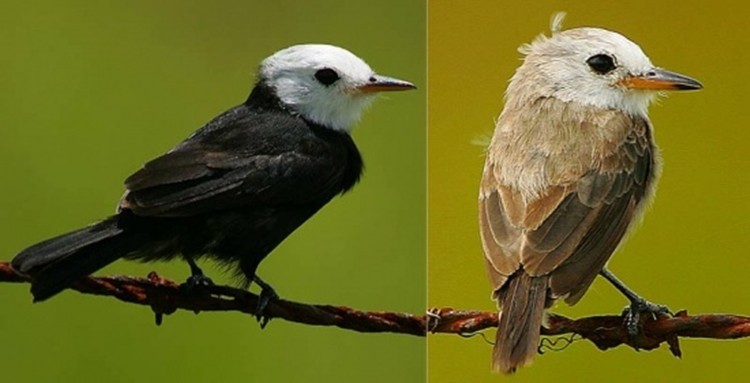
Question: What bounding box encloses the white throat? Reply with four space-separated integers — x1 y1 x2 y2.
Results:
270 78 376 132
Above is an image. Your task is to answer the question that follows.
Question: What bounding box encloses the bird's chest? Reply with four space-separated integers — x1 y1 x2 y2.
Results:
488 107 635 199
306 131 363 195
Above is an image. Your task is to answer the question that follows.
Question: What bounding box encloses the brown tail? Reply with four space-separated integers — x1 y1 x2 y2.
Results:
492 272 548 374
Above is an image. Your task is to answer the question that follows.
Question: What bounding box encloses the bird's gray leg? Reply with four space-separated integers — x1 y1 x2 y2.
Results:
252 275 279 329
183 256 214 290
600 267 672 344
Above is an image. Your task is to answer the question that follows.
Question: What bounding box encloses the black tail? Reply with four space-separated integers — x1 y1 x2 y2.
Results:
12 216 138 302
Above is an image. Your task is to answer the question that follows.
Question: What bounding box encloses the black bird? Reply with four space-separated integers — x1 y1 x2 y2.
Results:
12 44 415 304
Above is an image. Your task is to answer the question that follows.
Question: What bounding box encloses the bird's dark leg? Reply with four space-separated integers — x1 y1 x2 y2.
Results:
182 257 214 291
252 275 279 329
600 268 672 343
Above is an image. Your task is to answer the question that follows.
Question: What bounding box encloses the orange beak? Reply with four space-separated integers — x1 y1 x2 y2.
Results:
618 68 703 91
357 75 416 93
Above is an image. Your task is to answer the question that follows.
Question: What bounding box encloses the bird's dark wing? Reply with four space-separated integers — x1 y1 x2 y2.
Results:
120 110 351 217
480 116 654 304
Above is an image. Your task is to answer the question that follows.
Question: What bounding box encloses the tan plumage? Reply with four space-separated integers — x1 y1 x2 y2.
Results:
480 16 702 373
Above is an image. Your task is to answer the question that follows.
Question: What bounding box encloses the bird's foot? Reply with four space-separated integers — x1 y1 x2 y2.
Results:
182 257 214 293
621 297 672 347
253 276 279 329
182 273 215 292
599 267 673 347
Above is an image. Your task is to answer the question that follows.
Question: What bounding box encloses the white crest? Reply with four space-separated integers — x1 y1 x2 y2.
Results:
550 11 566 34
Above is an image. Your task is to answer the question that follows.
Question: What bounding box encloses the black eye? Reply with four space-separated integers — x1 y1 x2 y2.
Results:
586 54 616 74
314 68 340 86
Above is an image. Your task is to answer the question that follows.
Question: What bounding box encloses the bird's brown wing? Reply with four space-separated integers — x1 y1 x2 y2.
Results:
480 117 654 304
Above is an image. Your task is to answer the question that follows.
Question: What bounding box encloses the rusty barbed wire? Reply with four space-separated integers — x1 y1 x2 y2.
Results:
2 261 748 356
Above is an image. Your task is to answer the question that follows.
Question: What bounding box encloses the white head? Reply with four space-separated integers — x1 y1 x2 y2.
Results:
507 16 702 117
258 44 415 132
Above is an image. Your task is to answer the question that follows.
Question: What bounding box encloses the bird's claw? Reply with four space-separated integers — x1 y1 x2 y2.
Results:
181 273 214 292
254 280 279 329
621 298 672 346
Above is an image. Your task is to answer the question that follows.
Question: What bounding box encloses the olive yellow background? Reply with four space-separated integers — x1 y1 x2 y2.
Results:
429 1 749 382
4 1 750 381
0 1 425 382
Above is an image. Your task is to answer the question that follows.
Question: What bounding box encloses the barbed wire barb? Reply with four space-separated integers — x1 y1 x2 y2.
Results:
2 261 748 356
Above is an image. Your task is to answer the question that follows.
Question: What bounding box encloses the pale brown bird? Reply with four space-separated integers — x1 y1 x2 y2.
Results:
479 17 702 373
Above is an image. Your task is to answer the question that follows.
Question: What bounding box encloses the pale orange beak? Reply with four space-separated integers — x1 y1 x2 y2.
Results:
357 74 416 93
618 68 703 91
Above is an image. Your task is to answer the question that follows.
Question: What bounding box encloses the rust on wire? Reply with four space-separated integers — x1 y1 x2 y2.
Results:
2 261 749 356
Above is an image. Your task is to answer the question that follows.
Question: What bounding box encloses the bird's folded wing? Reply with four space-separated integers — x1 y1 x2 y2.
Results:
120 146 341 218
480 119 653 303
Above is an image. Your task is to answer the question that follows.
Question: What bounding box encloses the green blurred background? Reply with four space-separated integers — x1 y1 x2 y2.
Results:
0 1 425 382
428 1 749 382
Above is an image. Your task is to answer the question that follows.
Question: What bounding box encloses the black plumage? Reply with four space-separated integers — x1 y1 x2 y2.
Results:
12 81 363 302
